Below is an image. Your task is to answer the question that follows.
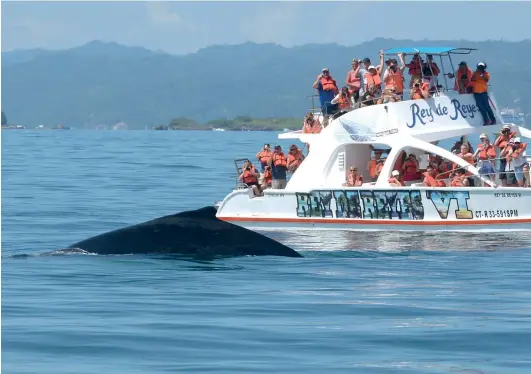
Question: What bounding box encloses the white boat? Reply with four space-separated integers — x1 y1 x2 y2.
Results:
216 47 531 232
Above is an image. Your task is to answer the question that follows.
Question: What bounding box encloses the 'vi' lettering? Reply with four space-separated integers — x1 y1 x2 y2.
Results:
426 191 473 219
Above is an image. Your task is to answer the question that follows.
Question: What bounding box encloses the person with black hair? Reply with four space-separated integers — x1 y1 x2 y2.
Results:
471 62 496 126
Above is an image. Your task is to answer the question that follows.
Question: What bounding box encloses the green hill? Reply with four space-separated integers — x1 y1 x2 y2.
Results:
2 38 530 129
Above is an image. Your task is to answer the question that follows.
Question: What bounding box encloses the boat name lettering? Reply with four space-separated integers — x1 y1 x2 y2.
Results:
268 193 285 198
426 190 473 219
493 192 521 198
407 99 477 128
295 190 425 220
474 209 518 219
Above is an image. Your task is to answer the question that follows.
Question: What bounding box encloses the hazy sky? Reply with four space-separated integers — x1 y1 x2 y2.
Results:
2 1 531 54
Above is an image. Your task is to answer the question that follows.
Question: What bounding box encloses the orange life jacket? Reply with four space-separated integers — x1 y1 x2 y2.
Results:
388 177 403 186
477 143 496 160
365 72 382 89
375 162 383 176
454 67 473 93
243 170 258 185
288 151 303 168
368 159 377 178
257 150 271 164
450 176 465 187
272 153 287 168
423 62 440 76
384 70 404 93
337 93 351 109
423 172 445 187
471 71 490 94
437 163 452 180
408 58 422 76
511 143 527 159
320 76 337 92
264 170 272 184
453 153 475 176
495 132 516 150
348 173 363 187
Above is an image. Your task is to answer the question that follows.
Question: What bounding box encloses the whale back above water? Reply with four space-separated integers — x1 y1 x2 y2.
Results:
68 206 302 258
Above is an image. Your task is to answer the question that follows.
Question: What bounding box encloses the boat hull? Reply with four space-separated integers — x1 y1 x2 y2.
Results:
216 187 531 232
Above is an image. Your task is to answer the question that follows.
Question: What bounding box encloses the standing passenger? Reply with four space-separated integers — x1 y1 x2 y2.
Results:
471 62 496 126
268 145 288 189
256 144 272 172
313 68 339 117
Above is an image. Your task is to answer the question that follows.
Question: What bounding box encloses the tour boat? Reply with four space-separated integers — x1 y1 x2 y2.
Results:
215 47 531 232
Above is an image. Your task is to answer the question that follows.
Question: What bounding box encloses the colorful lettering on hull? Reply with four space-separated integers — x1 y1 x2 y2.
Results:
426 190 473 219
296 190 425 220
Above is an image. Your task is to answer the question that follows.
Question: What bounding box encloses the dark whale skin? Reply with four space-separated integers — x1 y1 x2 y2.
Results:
68 206 302 258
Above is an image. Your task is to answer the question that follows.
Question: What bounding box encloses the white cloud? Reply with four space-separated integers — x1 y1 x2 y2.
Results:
145 2 182 27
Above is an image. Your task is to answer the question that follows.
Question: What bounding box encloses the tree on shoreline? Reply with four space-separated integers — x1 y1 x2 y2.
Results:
1 111 7 126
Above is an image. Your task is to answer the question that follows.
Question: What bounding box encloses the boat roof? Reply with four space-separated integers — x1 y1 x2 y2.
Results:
384 47 476 55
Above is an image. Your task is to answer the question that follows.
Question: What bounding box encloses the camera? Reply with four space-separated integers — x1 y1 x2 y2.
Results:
390 65 397 72
414 83 420 88
245 167 251 171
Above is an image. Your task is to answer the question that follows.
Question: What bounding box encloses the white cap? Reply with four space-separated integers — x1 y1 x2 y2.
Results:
392 170 400 177
368 65 376 71
478 62 486 67
514 137 521 142
502 124 511 130
480 133 488 139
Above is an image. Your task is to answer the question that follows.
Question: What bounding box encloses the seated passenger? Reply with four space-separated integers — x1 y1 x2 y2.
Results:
359 91 376 107
368 150 383 182
423 165 446 187
260 165 273 190
410 78 430 100
450 169 469 187
473 133 496 181
287 144 305 173
343 166 363 187
449 61 473 94
239 161 263 196
402 154 420 184
302 112 321 134
255 143 272 172
406 53 423 86
380 88 401 104
331 86 353 111
388 170 404 186
451 136 474 153
313 68 339 117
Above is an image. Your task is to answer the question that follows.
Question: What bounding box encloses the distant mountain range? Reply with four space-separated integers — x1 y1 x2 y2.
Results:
2 38 530 129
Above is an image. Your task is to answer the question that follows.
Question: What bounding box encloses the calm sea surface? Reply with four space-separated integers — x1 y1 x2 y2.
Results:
2 130 531 374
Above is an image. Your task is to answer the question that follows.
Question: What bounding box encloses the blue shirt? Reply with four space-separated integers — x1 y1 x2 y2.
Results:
316 81 336 107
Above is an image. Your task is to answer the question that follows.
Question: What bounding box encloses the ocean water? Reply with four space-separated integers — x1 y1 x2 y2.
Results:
2 130 531 374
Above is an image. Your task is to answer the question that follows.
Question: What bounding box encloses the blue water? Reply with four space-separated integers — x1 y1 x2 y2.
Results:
2 130 531 374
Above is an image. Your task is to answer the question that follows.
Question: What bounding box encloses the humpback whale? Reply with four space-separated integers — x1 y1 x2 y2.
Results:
68 206 302 258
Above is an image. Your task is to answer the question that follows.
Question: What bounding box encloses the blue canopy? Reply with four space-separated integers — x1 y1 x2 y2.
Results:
384 47 476 55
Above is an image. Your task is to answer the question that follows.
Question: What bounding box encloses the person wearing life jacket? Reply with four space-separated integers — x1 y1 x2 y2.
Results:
449 61 473 94
523 163 530 188
410 78 430 100
473 133 497 182
331 86 353 112
450 169 469 187
364 65 383 97
287 144 305 173
313 68 339 116
239 161 263 197
453 144 476 186
302 112 321 134
423 165 446 187
393 150 407 180
494 125 516 186
402 154 420 184
267 145 288 189
388 170 404 187
383 52 406 100
421 54 440 90
367 149 383 182
508 137 528 187
471 62 496 126
346 59 361 103
406 53 423 87
260 165 273 190
255 143 272 172
343 165 364 187
451 136 474 154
